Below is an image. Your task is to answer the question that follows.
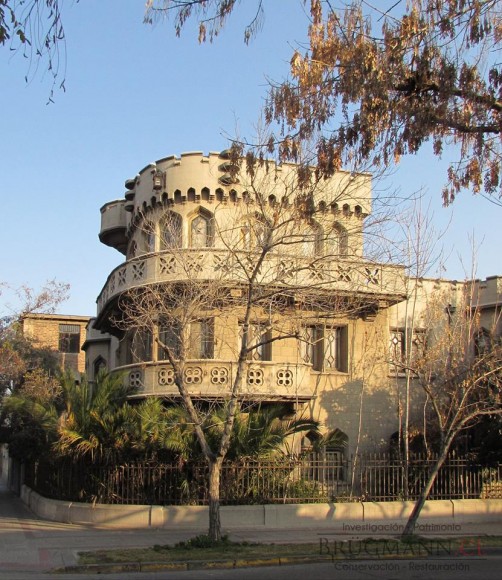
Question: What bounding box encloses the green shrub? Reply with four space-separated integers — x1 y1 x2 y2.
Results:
175 534 231 549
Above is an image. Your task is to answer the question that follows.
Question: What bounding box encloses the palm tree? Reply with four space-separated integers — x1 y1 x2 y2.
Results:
217 403 321 460
158 403 326 461
2 384 60 461
4 370 150 462
55 370 139 461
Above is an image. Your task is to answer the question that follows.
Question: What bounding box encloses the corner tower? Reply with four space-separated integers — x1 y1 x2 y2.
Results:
89 151 406 453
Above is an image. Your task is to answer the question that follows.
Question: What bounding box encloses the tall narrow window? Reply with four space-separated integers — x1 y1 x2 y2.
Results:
324 327 343 371
474 328 492 357
158 320 182 360
389 329 405 374
239 322 271 361
160 212 182 250
59 324 81 354
127 240 137 259
389 328 426 374
240 216 271 250
142 221 156 253
302 222 323 256
300 325 322 370
190 211 213 248
188 319 214 359
131 329 152 362
300 325 347 372
255 220 270 249
93 356 107 377
241 224 252 249
326 223 348 257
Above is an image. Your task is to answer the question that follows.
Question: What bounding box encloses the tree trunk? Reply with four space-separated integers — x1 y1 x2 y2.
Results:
401 447 449 538
208 458 222 541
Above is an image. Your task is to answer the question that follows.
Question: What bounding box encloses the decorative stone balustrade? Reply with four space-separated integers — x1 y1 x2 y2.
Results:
96 249 406 316
119 360 313 400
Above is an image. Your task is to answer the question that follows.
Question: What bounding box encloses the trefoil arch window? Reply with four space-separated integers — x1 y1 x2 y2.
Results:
142 221 156 254
190 209 214 248
301 221 323 257
160 212 182 250
93 356 107 377
240 215 272 251
326 223 348 257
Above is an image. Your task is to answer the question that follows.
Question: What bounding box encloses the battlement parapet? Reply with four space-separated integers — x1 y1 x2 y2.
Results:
121 151 372 219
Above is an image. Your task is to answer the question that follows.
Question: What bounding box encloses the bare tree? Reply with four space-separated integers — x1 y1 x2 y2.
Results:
0 280 69 398
388 202 448 490
399 282 502 537
106 147 401 540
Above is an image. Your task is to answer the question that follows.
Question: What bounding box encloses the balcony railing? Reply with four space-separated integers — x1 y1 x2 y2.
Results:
116 360 313 400
96 249 406 316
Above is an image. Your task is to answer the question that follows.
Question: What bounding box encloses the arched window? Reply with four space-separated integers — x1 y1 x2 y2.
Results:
302 429 347 481
190 209 214 248
326 223 348 256
131 329 152 362
127 240 137 260
255 220 270 249
240 215 271 250
93 356 107 378
160 212 182 250
301 221 323 257
142 221 156 253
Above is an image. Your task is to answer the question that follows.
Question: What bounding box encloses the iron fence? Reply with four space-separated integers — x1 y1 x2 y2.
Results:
24 453 502 506
356 453 502 501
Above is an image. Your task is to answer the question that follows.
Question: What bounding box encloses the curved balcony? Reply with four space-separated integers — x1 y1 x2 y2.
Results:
96 249 406 318
99 200 128 254
118 360 313 401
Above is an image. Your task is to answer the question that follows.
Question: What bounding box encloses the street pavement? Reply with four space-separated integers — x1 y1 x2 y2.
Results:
1 481 501 579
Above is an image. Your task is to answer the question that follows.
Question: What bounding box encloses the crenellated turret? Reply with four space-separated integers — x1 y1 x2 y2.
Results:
99 151 372 255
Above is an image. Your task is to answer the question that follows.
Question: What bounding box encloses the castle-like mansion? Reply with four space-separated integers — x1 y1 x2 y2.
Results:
83 151 501 456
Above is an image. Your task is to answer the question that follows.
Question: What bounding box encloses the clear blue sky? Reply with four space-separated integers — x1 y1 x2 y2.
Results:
0 1 499 317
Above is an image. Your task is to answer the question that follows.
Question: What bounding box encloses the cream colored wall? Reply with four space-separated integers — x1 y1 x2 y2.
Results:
299 310 400 456
473 276 502 336
218 305 406 456
388 278 462 330
126 199 364 261
130 152 371 216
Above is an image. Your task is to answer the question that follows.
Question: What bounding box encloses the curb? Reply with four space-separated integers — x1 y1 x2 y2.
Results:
53 554 334 575
51 542 502 574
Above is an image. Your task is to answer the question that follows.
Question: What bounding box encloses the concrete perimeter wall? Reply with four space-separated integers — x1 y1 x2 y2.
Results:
21 485 502 530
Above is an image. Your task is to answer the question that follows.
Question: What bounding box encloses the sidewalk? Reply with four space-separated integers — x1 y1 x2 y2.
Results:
0 482 501 575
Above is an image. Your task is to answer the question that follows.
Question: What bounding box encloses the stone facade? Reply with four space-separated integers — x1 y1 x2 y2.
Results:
85 151 501 456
